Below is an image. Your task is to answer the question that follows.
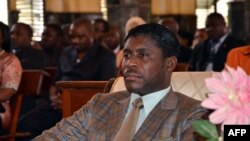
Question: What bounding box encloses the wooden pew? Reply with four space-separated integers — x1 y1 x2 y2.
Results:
173 63 189 72
56 81 108 118
0 70 46 141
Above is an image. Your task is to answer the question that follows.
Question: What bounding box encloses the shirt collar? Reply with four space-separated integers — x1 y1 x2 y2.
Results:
131 86 171 116
219 33 228 44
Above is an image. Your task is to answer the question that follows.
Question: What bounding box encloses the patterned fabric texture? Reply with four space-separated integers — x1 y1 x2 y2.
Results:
110 72 213 101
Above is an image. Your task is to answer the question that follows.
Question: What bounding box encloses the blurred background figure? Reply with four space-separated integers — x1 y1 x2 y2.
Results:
189 12 246 71
191 28 208 49
0 22 22 134
10 23 45 70
158 17 193 63
92 18 109 45
226 45 250 75
61 24 71 47
10 22 46 130
125 16 146 36
158 17 179 35
103 25 122 68
40 24 65 67
178 30 193 63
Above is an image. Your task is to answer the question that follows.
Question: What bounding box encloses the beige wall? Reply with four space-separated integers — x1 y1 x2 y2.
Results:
152 0 196 15
45 0 101 13
9 0 16 11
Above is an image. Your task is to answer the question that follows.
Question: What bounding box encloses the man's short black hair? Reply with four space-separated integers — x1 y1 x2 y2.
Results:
45 23 64 37
206 12 226 25
93 18 109 33
125 23 180 58
16 23 33 37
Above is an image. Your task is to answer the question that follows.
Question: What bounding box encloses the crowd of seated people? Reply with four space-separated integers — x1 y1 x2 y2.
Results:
0 11 249 140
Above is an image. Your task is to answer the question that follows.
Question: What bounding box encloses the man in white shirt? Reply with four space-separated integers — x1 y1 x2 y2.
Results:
33 23 207 141
189 12 246 71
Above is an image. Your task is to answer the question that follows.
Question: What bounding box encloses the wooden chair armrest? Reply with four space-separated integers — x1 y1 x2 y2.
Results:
0 132 30 140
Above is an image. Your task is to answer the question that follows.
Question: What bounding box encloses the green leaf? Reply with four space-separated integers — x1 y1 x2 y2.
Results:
207 138 219 141
192 120 219 139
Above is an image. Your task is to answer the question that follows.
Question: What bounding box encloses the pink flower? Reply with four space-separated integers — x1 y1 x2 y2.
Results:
201 66 250 130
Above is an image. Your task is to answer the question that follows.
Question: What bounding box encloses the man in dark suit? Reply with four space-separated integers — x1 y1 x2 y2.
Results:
33 23 207 141
189 12 246 71
10 22 46 118
11 23 45 70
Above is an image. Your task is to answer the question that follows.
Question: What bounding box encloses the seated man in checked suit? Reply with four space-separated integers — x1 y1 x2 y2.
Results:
33 23 207 141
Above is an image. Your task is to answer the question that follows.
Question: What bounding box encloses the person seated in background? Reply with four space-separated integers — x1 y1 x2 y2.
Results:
17 18 116 141
92 18 109 45
191 28 208 49
125 16 146 36
10 22 46 120
189 12 246 71
158 17 193 63
103 25 122 68
177 30 193 63
10 22 45 70
61 24 71 47
226 45 250 75
33 23 207 141
0 22 22 134
40 24 65 67
158 17 179 36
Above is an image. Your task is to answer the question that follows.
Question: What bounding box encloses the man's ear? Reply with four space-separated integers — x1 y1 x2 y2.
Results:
165 56 177 72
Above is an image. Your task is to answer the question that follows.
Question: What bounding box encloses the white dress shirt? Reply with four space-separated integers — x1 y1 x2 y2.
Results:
124 86 171 133
206 33 229 71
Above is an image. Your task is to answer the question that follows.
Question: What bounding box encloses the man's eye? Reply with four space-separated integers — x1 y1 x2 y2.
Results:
138 52 148 58
123 52 130 58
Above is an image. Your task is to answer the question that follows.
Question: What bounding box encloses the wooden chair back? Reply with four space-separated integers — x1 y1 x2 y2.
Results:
0 70 45 141
56 81 108 118
173 63 189 72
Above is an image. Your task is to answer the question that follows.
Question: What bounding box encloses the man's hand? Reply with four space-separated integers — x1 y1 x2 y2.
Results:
49 86 62 109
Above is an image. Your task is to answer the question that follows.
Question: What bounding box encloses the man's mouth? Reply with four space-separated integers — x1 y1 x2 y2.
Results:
123 72 142 81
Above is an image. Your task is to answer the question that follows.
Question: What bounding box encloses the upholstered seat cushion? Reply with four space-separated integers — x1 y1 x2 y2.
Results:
109 72 213 101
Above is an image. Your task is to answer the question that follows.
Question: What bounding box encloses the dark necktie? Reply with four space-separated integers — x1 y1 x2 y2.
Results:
208 39 219 63
113 97 143 141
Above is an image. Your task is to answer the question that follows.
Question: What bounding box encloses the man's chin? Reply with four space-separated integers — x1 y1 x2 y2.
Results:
126 85 143 94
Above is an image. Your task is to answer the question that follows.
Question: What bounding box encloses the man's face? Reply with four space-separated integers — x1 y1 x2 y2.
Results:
205 17 225 39
122 35 170 96
69 24 93 51
10 24 31 49
41 27 58 48
103 28 120 50
93 22 106 43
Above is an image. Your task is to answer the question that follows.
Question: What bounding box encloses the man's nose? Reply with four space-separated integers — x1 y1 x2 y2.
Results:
126 56 138 67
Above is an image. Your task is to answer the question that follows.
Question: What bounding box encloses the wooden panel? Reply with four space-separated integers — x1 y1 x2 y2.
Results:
17 70 46 95
56 81 108 118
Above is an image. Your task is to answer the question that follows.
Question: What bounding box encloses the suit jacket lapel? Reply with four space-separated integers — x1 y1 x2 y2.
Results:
134 90 179 140
106 91 131 140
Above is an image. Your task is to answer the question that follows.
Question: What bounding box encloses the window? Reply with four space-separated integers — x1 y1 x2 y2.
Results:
0 0 8 24
16 0 44 41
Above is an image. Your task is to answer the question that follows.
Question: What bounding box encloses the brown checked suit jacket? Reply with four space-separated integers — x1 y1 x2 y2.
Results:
33 90 207 141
